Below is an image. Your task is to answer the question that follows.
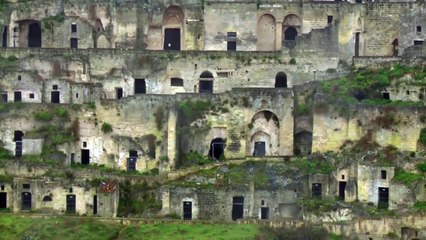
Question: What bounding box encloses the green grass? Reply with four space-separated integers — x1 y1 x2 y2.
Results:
0 215 260 240
119 223 260 240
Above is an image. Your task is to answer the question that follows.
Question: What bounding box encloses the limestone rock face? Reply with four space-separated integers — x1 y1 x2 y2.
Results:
302 206 356 223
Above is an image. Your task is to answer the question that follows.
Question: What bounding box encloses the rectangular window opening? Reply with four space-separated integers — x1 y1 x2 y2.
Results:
381 170 387 180
227 32 237 51
327 16 333 24
416 26 422 33
29 93 34 99
23 184 30 189
71 24 77 33
171 78 184 87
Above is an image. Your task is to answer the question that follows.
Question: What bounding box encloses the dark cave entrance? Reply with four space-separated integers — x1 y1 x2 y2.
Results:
21 192 31 210
164 28 181 51
28 22 41 48
275 72 287 88
81 149 90 165
209 138 225 160
339 181 346 200
134 79 146 94
378 187 389 209
0 192 7 209
253 141 266 157
232 196 244 221
312 183 322 198
66 194 76 213
183 201 192 220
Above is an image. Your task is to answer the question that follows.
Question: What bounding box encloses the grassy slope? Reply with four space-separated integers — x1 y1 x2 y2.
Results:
0 215 260 240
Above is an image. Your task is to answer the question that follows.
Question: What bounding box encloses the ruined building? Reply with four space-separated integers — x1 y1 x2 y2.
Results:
0 0 425 238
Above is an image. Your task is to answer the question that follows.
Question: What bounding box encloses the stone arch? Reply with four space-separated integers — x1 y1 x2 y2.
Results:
282 14 301 48
275 72 287 88
257 13 276 51
209 138 225 160
199 71 214 93
249 110 280 156
18 20 42 48
28 22 41 48
163 5 185 50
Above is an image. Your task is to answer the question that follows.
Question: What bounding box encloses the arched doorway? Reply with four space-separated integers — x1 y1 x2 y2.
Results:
284 27 297 41
163 6 184 51
28 22 41 48
282 14 301 48
275 72 287 88
257 14 276 51
199 71 214 93
249 111 280 156
209 138 225 160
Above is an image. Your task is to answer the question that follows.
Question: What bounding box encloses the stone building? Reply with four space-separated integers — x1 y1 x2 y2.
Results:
0 177 118 217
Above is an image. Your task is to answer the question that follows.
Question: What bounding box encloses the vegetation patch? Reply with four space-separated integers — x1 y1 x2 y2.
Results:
34 110 54 121
413 201 426 212
101 122 113 133
320 64 425 106
393 168 423 188
177 100 211 125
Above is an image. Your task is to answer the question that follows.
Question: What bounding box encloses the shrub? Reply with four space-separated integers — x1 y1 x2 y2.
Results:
0 147 12 159
7 56 18 62
55 107 69 118
393 168 423 187
289 58 296 64
87 102 96 109
413 201 426 212
34 110 53 121
101 123 113 133
160 155 169 162
417 163 426 173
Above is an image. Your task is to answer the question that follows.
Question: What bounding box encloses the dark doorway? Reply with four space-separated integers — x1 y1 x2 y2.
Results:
227 41 236 51
2 26 7 48
28 22 41 48
392 39 398 56
199 80 213 93
21 192 31 210
66 194 76 213
232 197 244 221
284 27 297 41
312 183 322 198
14 91 21 102
51 91 60 103
227 32 237 51
81 149 90 165
164 28 181 51
339 181 346 200
183 201 192 220
127 158 136 171
275 72 287 88
209 138 225 160
1 92 7 102
0 192 6 209
382 92 390 100
253 142 266 157
70 38 78 49
14 131 24 142
134 79 146 94
128 150 137 171
261 207 269 219
355 32 360 57
116 88 123 100
93 195 97 215
378 187 389 209
15 141 22 158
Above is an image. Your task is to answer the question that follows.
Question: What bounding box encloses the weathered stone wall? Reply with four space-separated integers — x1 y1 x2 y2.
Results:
162 186 300 221
312 104 424 152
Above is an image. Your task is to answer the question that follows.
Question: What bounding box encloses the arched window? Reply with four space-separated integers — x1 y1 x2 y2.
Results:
199 71 214 93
